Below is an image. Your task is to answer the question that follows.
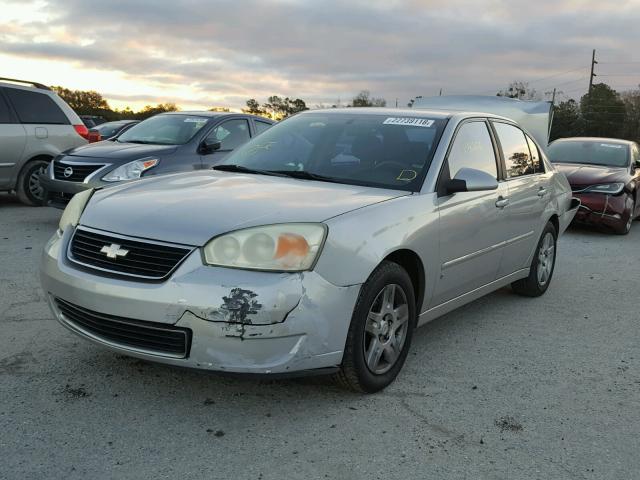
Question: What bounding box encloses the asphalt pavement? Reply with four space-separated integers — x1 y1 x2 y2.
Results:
1 192 638 480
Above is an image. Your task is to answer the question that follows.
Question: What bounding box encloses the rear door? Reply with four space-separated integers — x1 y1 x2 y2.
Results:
491 121 550 277
0 89 27 189
432 119 509 306
4 88 77 157
200 117 252 169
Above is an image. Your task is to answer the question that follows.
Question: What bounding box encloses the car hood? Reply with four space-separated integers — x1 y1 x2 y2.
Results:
80 171 409 245
63 141 177 161
554 163 629 187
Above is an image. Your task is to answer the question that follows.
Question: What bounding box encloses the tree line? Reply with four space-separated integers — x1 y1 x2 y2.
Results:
52 83 639 143
494 80 640 142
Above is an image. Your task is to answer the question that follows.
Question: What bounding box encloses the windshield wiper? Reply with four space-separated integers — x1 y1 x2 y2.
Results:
125 140 154 144
212 164 289 177
270 170 343 183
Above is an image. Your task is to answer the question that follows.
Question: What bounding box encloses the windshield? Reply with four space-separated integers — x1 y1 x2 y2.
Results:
548 141 629 168
220 112 447 191
118 115 209 145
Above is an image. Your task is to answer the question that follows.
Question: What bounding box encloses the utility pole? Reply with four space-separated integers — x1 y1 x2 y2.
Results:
588 49 597 96
439 88 442 96
548 88 556 141
587 49 597 134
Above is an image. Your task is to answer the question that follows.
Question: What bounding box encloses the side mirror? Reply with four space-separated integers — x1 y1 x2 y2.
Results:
446 167 498 194
200 139 222 154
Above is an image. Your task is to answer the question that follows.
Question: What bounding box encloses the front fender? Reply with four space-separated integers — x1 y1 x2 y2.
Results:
314 194 440 303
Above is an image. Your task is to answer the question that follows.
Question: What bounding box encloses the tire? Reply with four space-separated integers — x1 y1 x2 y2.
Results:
614 195 634 235
16 159 50 206
335 261 416 393
511 222 557 297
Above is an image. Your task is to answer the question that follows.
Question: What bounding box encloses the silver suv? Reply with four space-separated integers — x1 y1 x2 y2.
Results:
0 78 88 205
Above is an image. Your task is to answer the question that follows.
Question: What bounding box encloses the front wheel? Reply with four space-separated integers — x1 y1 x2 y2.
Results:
614 196 634 235
512 222 557 297
16 159 50 206
336 261 416 393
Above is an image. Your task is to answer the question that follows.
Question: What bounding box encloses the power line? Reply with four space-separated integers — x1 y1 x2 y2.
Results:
526 66 588 86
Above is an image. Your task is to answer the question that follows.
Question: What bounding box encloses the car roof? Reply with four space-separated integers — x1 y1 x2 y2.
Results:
162 111 273 121
304 107 515 122
551 137 634 146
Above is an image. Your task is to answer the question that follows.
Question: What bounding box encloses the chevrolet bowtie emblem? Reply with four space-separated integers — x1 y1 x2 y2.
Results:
100 243 129 259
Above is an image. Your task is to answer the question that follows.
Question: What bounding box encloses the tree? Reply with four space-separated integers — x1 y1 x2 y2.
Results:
243 98 265 116
497 81 540 100
244 96 307 119
209 106 230 112
52 87 111 116
137 103 178 120
351 90 386 107
549 99 583 141
580 83 626 138
621 87 640 142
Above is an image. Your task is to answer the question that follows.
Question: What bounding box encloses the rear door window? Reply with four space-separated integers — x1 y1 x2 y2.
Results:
206 119 251 150
447 121 498 179
493 122 534 178
5 89 69 124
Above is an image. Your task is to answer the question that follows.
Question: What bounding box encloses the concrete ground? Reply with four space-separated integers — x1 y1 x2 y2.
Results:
1 192 638 480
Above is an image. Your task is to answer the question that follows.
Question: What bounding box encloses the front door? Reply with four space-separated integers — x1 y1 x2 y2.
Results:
432 120 508 306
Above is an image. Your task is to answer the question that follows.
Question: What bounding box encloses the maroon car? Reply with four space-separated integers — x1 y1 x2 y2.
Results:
547 138 640 234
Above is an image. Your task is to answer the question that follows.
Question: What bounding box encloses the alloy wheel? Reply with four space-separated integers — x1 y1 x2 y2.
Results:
537 232 556 286
363 284 409 375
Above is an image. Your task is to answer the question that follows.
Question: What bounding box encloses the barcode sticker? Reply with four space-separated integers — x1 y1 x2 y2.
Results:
383 117 435 128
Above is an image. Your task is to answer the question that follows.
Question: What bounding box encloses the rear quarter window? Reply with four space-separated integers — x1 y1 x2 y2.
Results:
4 89 69 125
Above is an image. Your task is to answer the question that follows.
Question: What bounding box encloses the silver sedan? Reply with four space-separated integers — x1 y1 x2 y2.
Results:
40 105 578 392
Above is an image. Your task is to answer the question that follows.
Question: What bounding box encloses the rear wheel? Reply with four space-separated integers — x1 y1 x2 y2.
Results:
512 222 557 297
336 261 416 393
16 159 50 206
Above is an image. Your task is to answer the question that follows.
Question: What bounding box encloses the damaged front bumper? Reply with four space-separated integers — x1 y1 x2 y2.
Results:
572 193 628 229
40 228 361 375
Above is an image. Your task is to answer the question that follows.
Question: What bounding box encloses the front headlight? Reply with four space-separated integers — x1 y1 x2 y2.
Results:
102 158 158 182
203 223 327 271
59 188 94 232
583 183 625 195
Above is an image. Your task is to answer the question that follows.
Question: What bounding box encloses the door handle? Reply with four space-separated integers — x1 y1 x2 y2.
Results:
537 187 548 197
495 197 509 209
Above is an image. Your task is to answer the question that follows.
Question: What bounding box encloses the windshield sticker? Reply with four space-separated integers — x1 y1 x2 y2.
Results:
383 117 435 128
396 169 417 181
184 118 206 123
600 143 623 149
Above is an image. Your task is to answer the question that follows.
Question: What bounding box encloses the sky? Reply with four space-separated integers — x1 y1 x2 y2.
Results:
1 0 640 112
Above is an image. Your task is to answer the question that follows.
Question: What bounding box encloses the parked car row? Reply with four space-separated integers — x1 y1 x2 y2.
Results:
2 77 635 392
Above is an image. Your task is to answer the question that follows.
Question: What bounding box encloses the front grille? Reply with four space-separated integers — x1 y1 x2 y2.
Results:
68 227 193 280
53 161 105 182
55 297 191 357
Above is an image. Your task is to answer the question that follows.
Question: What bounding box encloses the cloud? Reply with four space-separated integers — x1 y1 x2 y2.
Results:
2 0 640 109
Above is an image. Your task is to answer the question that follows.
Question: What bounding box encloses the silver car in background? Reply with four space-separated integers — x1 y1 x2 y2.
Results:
41 101 578 392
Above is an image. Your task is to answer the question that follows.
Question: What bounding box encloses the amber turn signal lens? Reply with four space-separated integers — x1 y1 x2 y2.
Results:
275 233 309 259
